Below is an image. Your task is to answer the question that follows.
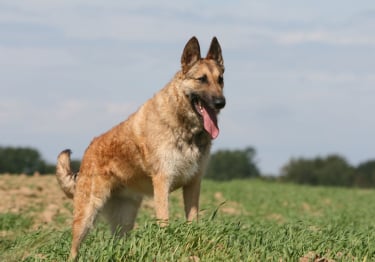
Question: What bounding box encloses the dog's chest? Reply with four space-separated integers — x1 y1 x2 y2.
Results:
157 138 209 190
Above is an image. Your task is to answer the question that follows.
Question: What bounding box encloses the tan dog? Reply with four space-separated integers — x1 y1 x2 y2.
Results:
56 36 225 259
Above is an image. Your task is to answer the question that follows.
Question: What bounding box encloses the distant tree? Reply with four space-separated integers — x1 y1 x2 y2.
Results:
281 158 317 185
314 155 354 186
281 154 354 187
205 147 260 181
0 146 48 174
70 159 81 173
40 163 57 174
355 160 375 188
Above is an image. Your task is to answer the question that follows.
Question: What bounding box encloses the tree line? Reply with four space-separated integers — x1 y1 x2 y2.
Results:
206 149 375 188
0 146 374 188
281 154 375 188
0 146 55 175
0 146 80 175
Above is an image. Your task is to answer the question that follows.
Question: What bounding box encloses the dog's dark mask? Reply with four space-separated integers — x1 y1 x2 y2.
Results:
189 93 225 139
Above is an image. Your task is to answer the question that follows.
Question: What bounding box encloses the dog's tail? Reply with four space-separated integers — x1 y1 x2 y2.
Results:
56 149 78 199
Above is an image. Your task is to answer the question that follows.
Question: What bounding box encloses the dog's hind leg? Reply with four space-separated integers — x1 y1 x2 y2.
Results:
102 191 143 235
70 175 111 260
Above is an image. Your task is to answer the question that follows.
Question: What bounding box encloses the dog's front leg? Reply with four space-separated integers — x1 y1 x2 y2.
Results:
183 176 201 221
152 174 169 225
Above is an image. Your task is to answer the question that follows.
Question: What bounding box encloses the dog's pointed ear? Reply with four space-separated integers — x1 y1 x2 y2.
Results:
206 37 224 69
181 36 201 73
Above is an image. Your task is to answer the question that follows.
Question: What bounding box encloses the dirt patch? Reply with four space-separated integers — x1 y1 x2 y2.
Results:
266 213 285 223
213 191 248 216
0 174 72 228
301 202 322 217
299 251 334 262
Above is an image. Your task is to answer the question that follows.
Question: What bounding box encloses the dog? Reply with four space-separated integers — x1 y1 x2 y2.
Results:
56 36 225 259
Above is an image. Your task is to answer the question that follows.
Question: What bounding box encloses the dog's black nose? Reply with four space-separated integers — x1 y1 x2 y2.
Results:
213 97 226 109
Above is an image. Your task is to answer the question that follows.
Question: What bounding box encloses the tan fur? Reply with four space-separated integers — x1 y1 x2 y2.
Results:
56 149 76 199
56 36 225 260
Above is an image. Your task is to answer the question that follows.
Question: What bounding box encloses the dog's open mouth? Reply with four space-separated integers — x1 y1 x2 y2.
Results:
190 94 219 139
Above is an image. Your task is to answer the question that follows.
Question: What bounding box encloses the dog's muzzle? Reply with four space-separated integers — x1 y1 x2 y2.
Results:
213 96 226 110
189 93 226 139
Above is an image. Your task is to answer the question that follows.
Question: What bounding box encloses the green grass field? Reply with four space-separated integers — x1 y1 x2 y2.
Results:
1 177 375 261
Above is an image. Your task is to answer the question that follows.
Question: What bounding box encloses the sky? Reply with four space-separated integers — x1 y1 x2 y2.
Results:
1 1 375 175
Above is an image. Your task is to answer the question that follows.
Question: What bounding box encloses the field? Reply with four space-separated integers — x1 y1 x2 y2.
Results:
1 175 375 261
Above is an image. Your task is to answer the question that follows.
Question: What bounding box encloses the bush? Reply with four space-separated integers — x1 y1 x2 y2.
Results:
281 154 354 187
205 147 260 181
0 146 55 174
355 160 375 188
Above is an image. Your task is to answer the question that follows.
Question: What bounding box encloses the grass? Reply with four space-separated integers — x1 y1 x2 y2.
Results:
0 213 32 231
1 178 375 261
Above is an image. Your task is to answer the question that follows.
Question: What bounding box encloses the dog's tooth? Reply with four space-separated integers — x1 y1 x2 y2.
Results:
199 104 203 113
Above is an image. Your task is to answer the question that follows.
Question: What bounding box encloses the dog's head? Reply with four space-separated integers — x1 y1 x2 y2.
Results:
180 36 226 139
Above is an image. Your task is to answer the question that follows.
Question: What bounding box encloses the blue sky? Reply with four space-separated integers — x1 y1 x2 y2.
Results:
1 1 375 174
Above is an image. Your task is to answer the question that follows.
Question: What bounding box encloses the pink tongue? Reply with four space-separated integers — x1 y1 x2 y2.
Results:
201 105 219 139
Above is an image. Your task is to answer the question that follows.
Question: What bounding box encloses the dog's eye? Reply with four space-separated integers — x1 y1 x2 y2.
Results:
218 76 224 85
197 75 208 83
